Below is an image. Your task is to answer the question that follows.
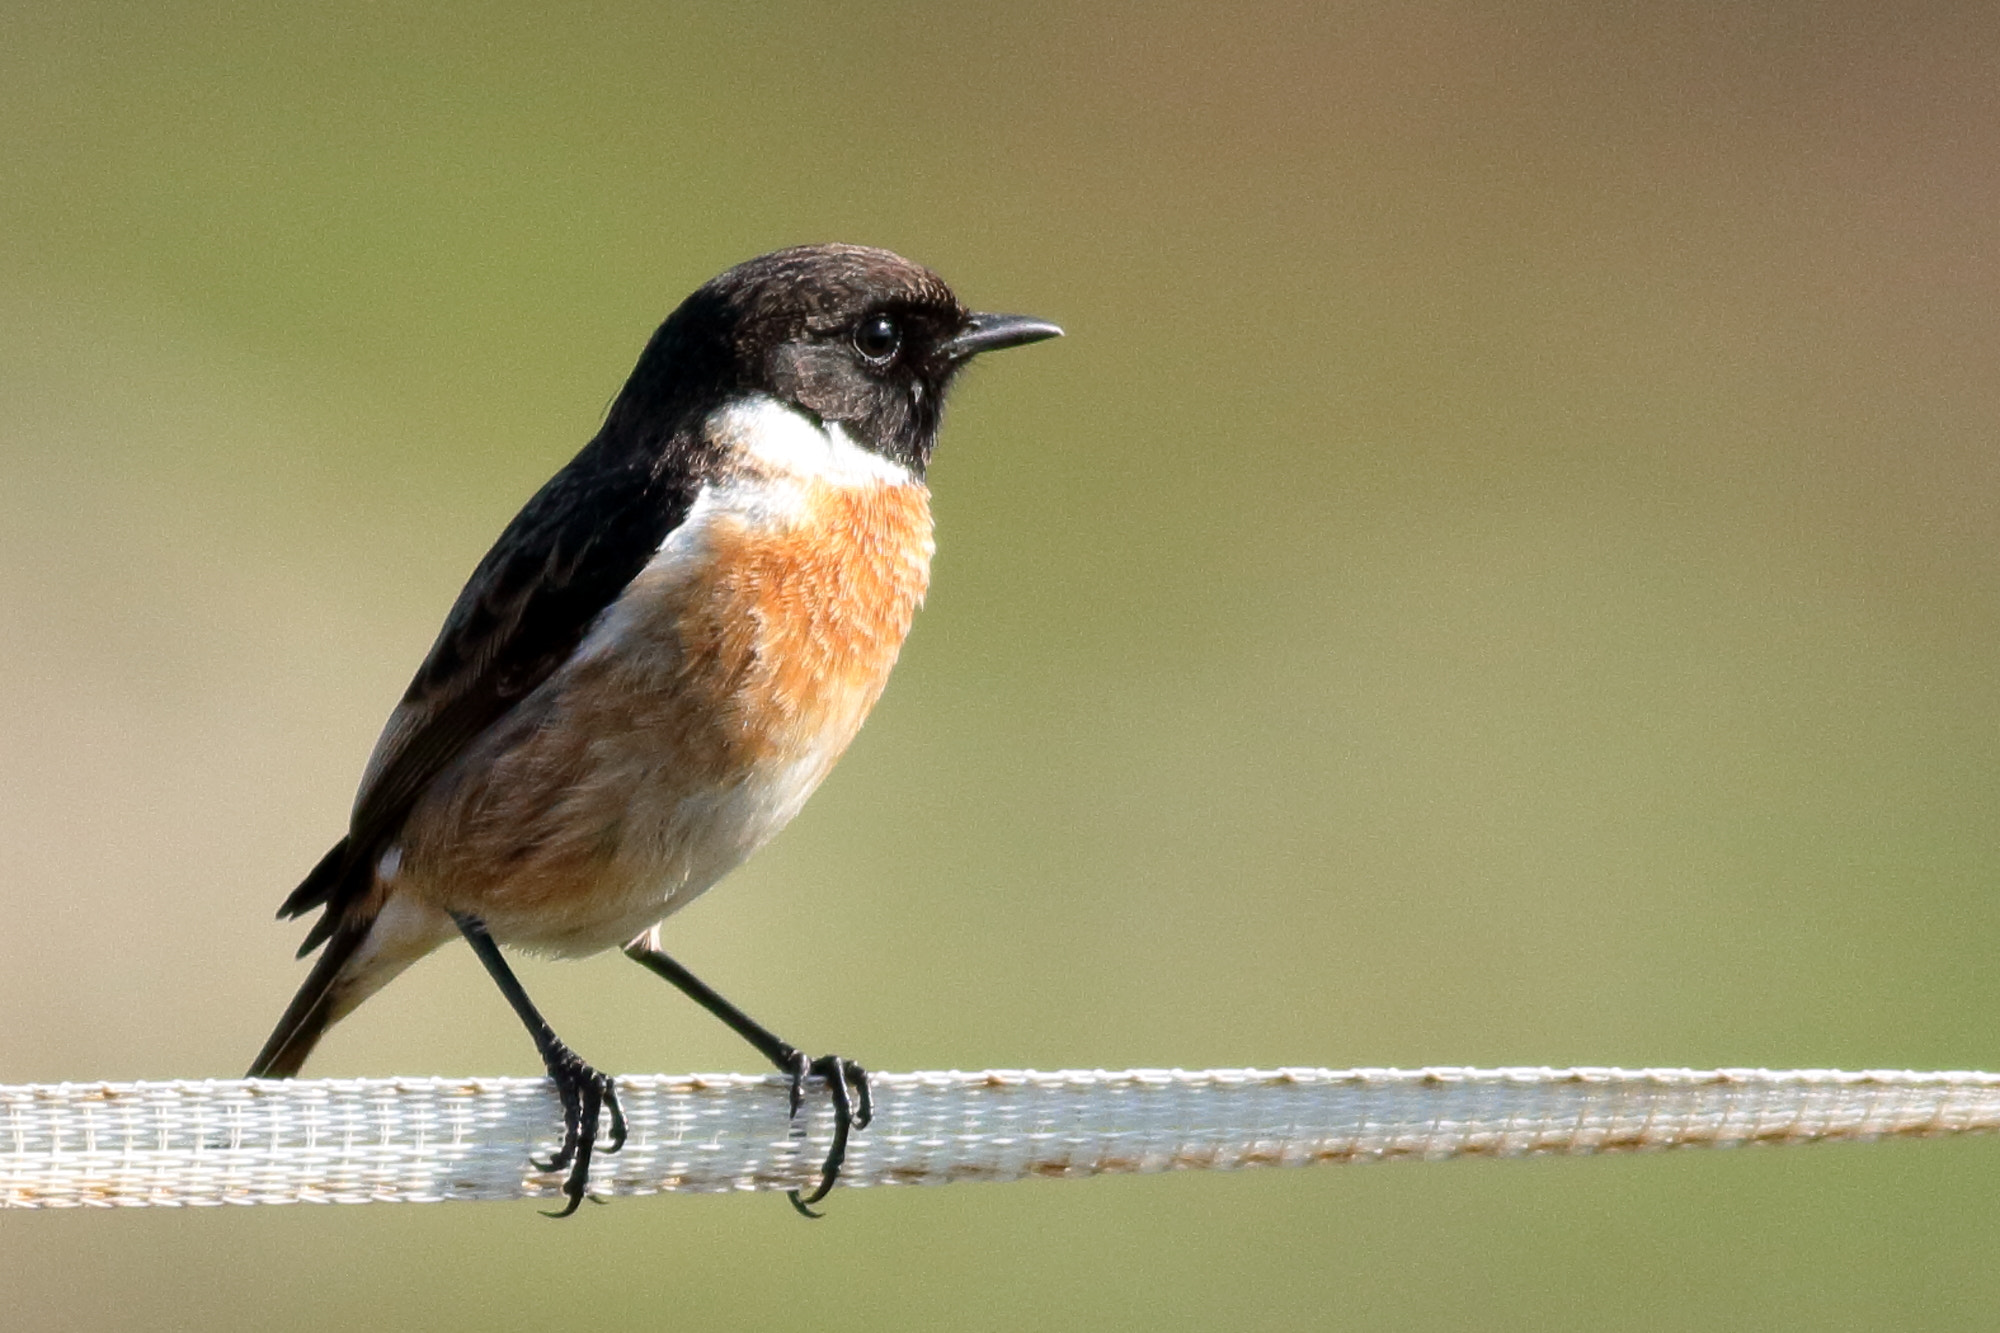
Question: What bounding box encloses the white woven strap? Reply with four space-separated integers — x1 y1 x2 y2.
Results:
6 1066 1996 1209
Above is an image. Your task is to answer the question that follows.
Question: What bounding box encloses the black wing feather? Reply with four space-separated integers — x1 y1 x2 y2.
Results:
278 430 700 947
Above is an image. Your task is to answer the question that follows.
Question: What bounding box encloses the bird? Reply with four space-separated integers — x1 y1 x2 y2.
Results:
247 243 1062 1217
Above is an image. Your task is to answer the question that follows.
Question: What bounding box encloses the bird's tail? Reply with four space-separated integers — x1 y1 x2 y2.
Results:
247 918 372 1078
248 899 451 1079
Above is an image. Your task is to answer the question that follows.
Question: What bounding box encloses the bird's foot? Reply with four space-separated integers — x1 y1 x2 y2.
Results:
781 1050 873 1218
533 1040 627 1218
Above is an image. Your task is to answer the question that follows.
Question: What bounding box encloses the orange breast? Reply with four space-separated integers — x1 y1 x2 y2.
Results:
677 477 935 765
395 472 935 952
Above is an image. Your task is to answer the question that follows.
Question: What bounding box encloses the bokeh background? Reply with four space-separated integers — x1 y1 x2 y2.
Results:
5 1 2000 1327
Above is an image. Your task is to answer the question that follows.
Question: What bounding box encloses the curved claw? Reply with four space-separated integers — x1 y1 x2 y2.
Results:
850 1061 875 1131
534 1044 625 1218
784 1054 869 1218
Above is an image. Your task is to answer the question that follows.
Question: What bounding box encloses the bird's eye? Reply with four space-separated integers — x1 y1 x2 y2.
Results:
853 313 901 364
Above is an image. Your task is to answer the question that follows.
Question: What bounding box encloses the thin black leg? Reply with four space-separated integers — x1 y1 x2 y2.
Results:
456 913 626 1217
622 940 870 1217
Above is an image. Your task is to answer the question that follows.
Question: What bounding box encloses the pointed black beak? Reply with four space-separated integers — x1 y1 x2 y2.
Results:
941 312 1065 361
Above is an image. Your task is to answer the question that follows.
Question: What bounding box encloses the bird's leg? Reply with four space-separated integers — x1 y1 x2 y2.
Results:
455 913 626 1218
622 937 871 1218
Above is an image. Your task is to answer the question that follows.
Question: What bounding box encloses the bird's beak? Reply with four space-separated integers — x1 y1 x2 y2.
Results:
942 312 1065 361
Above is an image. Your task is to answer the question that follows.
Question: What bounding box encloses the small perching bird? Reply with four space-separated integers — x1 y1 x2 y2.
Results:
248 244 1062 1216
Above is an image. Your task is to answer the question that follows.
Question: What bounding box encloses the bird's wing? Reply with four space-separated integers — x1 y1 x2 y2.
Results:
279 439 696 951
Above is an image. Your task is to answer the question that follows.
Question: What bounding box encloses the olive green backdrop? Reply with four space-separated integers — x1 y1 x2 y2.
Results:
4 2 1999 1328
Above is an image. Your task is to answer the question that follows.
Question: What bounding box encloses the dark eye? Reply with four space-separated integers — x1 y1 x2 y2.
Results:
853 312 901 364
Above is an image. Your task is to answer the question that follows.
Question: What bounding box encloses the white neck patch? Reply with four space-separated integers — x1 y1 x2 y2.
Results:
707 395 915 488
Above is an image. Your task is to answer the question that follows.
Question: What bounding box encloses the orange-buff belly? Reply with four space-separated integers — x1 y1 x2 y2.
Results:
393 474 935 954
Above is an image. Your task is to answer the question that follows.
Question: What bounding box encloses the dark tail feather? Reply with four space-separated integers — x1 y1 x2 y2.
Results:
247 920 371 1079
279 837 356 957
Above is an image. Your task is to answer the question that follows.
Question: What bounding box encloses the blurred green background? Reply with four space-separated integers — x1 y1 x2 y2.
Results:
4 1 2000 1327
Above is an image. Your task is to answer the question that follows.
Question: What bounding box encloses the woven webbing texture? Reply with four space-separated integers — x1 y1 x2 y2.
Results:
6 1066 1998 1209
